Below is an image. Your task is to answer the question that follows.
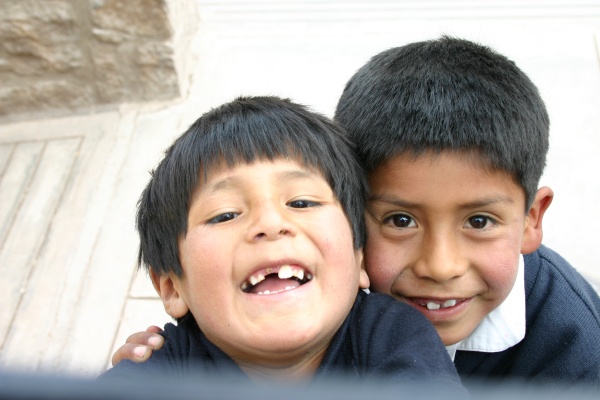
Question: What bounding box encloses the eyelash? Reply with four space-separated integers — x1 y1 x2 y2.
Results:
206 200 320 224
207 212 239 224
288 199 320 209
381 213 497 230
465 215 497 230
382 213 416 229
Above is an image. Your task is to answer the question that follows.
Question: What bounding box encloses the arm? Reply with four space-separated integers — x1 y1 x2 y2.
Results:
111 326 165 366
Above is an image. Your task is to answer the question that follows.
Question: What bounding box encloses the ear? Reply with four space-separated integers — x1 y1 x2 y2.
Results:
149 269 189 318
355 248 371 290
521 186 554 254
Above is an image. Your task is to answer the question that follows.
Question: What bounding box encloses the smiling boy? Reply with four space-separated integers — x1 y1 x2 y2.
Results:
334 36 600 383
166 158 365 377
101 96 463 388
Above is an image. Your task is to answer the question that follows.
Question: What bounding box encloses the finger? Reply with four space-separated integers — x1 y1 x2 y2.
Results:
145 325 164 334
125 331 164 349
111 343 152 366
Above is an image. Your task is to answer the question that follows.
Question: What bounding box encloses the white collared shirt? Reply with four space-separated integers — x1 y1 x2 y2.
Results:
446 255 526 360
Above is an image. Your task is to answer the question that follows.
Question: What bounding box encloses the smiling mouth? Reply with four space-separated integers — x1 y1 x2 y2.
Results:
240 265 313 295
411 299 462 310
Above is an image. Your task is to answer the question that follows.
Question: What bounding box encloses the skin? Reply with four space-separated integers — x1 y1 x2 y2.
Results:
148 159 369 380
364 151 552 346
113 150 553 361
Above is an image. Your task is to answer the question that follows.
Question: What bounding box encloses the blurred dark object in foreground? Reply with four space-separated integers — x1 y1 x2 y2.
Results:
0 370 597 400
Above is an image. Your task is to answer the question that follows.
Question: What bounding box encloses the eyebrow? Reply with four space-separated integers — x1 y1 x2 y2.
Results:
203 168 319 194
368 194 418 208
278 169 319 183
206 176 241 193
457 195 515 210
369 193 515 210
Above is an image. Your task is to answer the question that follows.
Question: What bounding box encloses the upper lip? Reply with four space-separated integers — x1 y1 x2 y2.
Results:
408 296 466 303
240 259 314 292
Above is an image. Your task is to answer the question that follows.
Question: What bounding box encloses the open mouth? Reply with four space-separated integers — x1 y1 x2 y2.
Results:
240 265 313 295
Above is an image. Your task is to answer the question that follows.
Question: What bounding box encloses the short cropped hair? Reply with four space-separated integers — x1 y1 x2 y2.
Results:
335 36 549 208
137 96 368 276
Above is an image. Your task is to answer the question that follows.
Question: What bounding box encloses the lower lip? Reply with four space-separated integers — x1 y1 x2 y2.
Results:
407 298 472 322
244 279 313 300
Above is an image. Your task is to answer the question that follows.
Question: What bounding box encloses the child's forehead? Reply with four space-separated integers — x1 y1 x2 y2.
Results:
371 150 525 200
378 149 506 176
197 157 326 187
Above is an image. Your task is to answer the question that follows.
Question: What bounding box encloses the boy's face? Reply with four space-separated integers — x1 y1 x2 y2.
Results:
364 151 540 346
155 159 369 371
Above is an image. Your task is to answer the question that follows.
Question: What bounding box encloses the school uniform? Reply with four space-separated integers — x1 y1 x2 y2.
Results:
102 291 463 392
450 246 600 384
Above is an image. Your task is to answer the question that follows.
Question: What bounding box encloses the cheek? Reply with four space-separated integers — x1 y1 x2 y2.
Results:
363 234 405 294
316 210 362 286
328 218 358 263
180 230 226 294
477 245 520 299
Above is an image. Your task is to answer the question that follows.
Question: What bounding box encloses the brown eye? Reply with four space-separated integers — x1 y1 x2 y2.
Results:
288 200 319 208
384 214 415 228
467 216 491 229
208 212 238 224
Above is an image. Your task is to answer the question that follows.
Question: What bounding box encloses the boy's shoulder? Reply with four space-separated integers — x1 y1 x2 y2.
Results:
334 291 463 388
351 290 435 328
524 244 600 318
520 245 600 381
456 246 600 383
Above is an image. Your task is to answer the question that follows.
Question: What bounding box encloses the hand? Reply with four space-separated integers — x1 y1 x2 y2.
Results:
111 325 164 366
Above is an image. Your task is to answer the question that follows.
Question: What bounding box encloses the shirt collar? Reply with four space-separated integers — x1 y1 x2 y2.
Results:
446 255 526 361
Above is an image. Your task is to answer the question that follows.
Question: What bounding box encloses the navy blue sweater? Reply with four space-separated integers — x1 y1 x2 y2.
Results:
455 245 600 384
103 291 463 390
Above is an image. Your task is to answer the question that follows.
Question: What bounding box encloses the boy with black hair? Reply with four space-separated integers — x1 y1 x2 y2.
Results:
101 96 463 389
334 36 600 383
113 37 600 384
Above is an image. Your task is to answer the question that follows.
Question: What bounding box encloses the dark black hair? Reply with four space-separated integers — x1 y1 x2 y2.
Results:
137 96 368 276
335 36 549 208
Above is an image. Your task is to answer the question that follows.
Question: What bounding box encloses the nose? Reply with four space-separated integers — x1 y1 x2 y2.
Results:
413 231 468 282
246 198 295 242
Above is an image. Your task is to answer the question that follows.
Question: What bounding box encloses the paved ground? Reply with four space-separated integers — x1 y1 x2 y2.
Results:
1 1 599 377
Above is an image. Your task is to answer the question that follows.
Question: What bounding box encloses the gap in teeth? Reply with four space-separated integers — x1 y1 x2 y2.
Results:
242 265 311 293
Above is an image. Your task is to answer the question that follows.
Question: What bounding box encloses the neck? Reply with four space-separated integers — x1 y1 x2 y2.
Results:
236 348 326 383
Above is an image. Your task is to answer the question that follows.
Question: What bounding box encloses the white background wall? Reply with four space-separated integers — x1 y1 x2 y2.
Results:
192 0 600 284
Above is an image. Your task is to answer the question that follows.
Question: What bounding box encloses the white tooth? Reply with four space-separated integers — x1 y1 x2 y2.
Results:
426 302 441 310
278 265 293 279
443 299 457 308
249 276 258 286
285 286 294 291
263 290 270 295
296 270 304 281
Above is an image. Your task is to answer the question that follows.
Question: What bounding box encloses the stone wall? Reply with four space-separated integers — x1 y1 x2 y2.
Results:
0 0 198 120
